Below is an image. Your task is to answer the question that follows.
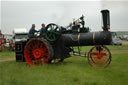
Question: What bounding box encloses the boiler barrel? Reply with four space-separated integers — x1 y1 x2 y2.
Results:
61 31 112 46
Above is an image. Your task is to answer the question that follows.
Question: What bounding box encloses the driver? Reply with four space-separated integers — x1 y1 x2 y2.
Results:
80 15 85 28
28 24 39 38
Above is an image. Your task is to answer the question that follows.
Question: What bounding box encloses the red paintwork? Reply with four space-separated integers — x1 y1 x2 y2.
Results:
24 39 50 66
0 31 3 51
90 52 106 59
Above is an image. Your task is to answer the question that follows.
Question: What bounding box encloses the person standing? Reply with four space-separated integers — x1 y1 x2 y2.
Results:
80 15 85 28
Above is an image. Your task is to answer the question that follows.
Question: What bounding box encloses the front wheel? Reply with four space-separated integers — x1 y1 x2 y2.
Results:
88 45 111 68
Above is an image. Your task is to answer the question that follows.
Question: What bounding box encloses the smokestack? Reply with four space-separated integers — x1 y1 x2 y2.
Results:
101 9 110 31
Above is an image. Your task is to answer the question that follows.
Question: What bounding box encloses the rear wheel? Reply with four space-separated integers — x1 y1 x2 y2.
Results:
24 38 53 66
88 45 111 68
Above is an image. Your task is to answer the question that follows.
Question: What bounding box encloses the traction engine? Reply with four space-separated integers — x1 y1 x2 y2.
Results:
15 10 112 67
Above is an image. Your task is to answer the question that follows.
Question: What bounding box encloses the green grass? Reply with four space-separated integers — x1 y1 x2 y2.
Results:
0 47 15 58
0 45 128 85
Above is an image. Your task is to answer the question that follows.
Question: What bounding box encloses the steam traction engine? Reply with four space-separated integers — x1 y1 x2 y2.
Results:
15 10 112 67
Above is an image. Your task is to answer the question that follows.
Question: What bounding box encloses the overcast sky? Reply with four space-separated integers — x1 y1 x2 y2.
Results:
1 0 128 34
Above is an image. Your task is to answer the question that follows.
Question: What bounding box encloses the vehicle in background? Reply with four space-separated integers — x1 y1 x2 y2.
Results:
0 30 6 51
12 28 28 51
111 32 117 38
13 28 28 61
119 35 128 40
0 30 2 51
126 37 128 41
111 37 122 45
13 28 28 42
3 34 13 44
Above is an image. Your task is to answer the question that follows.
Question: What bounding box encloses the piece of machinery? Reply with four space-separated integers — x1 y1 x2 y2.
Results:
15 9 112 67
13 28 28 61
0 30 3 51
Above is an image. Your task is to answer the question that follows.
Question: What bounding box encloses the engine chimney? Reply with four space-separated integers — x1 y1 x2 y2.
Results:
101 10 110 31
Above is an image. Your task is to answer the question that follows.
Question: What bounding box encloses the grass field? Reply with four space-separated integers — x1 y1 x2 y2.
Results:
0 41 128 85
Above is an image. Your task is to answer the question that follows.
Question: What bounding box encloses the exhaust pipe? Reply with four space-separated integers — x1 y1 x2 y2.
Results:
101 10 110 31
